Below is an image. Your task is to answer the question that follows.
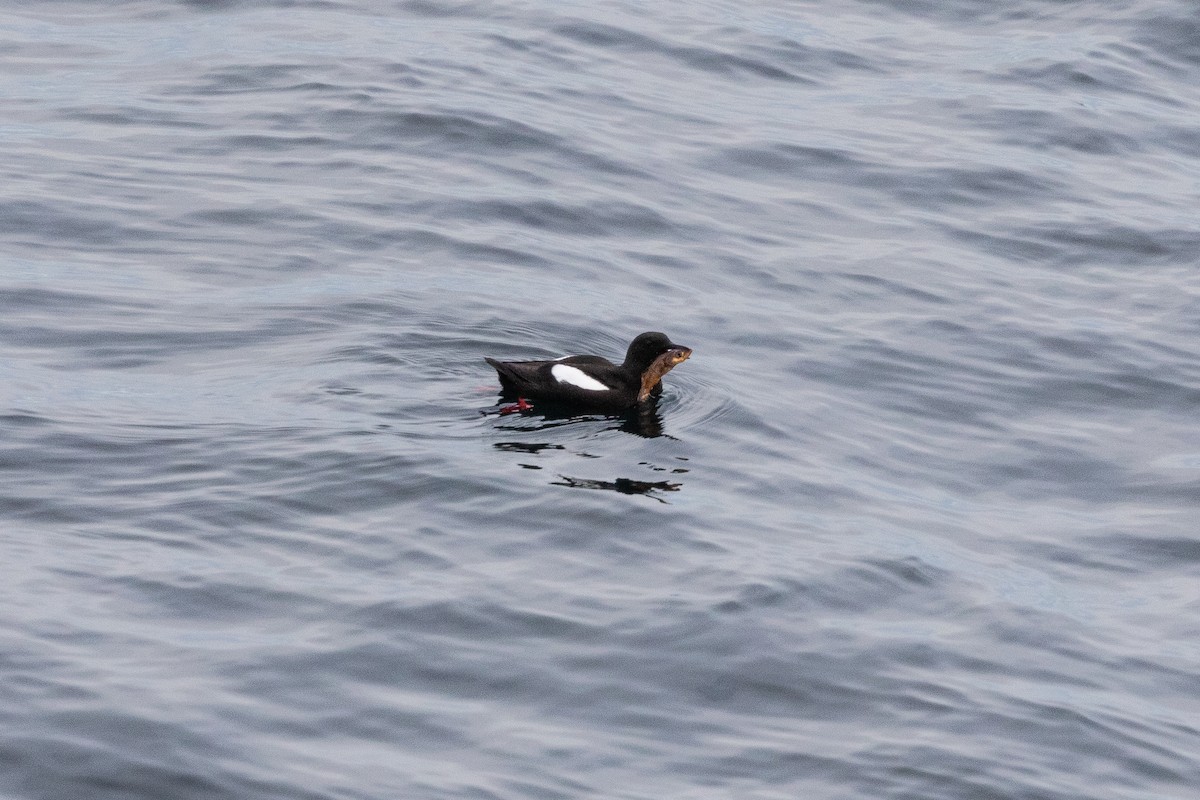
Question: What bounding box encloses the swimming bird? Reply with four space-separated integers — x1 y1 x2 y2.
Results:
486 331 692 411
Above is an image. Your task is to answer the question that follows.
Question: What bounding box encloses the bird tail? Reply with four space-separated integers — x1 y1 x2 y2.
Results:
484 358 520 392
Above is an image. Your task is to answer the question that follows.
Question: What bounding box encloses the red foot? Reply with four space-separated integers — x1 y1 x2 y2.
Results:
498 397 534 415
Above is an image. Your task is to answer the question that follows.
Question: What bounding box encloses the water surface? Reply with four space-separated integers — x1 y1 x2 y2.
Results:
2 1 1199 798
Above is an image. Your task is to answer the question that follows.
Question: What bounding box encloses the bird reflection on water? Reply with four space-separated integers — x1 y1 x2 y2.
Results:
490 398 686 502
489 396 671 439
549 474 681 504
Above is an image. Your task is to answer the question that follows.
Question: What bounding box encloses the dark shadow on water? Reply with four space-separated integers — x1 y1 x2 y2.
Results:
617 403 666 438
488 397 684 501
550 474 682 504
488 396 670 439
494 442 565 454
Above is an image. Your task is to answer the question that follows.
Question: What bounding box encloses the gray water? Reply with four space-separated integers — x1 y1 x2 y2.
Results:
2 2 1199 798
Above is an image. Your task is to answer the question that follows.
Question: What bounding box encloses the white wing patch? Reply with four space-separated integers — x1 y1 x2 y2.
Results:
551 364 609 391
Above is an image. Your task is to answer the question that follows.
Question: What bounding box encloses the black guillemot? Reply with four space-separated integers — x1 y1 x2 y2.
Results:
486 331 692 412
